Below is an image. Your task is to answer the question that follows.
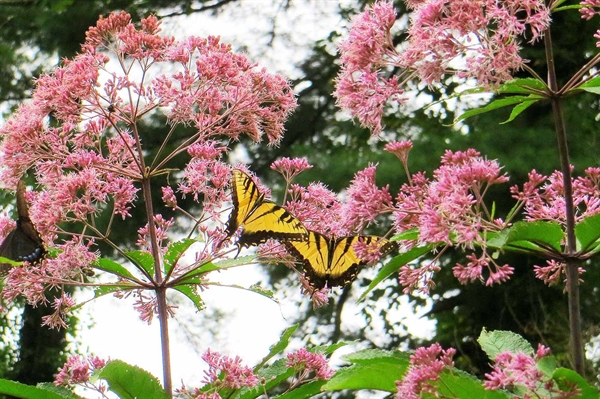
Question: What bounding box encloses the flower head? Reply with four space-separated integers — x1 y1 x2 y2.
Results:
286 348 335 381
395 343 455 399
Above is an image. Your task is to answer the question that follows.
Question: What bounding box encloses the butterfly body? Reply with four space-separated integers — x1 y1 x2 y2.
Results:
225 169 308 248
285 231 395 289
0 180 46 271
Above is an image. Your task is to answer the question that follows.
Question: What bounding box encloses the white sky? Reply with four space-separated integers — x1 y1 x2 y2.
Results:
72 0 435 393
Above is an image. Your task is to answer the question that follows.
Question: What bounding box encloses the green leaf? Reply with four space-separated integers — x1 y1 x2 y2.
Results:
254 324 298 370
391 228 419 241
455 95 544 124
428 369 510 399
323 349 408 392
500 100 539 124
578 76 600 95
0 257 21 267
553 368 600 399
173 284 205 311
93 258 137 280
179 255 257 283
125 250 155 278
98 360 169 399
0 380 81 398
494 77 548 94
359 245 433 302
487 221 564 253
271 380 327 399
478 329 534 361
575 213 600 252
237 358 295 399
164 238 197 274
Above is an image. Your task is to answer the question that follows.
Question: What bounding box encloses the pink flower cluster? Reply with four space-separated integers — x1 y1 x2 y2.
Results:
0 11 297 323
286 348 335 382
395 343 456 399
175 349 260 399
393 147 511 292
335 0 551 135
511 167 600 224
201 349 259 390
54 355 107 387
484 344 579 398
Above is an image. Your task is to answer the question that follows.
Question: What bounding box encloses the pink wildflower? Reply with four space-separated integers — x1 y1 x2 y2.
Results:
395 343 455 399
41 293 76 330
580 0 600 20
162 186 178 208
286 348 335 381
55 355 108 386
453 254 514 286
511 166 600 224
484 344 579 398
201 349 259 390
384 140 413 166
340 165 393 231
271 157 313 183
285 182 347 236
335 0 550 134
393 149 510 292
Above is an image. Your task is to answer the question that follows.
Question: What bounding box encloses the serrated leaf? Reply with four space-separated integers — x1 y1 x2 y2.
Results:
455 95 544 124
489 221 564 253
478 329 534 361
359 245 433 302
164 238 197 274
254 325 298 370
271 380 327 399
391 228 419 241
553 368 600 399
429 369 511 399
536 355 558 378
98 360 169 399
575 213 600 252
578 76 600 95
0 379 82 398
93 258 137 280
495 77 548 94
173 284 205 311
501 99 539 124
237 359 295 399
125 250 155 278
325 349 408 392
0 257 21 267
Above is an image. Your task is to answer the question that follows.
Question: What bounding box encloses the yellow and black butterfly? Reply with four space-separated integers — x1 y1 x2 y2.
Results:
284 230 395 289
224 169 308 249
0 179 46 272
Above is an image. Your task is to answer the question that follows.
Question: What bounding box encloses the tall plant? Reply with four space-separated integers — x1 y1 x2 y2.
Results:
2 1 600 399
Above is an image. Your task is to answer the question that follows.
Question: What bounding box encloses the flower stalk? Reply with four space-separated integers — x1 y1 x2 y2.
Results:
544 26 583 374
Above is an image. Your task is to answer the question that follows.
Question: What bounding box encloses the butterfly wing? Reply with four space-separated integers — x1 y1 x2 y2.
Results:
0 180 46 272
327 235 394 288
284 230 332 288
226 169 308 248
286 232 394 289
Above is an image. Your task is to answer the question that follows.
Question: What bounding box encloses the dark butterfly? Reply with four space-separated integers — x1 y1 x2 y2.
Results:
0 179 46 272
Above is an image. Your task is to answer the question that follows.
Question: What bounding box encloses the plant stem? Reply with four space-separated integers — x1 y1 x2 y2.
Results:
544 25 584 375
141 175 173 395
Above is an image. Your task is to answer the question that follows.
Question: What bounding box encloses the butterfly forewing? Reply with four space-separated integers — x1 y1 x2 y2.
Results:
225 169 308 248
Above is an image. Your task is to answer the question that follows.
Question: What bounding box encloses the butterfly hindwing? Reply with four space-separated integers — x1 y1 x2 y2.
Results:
285 231 394 289
225 169 308 248
0 180 46 272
